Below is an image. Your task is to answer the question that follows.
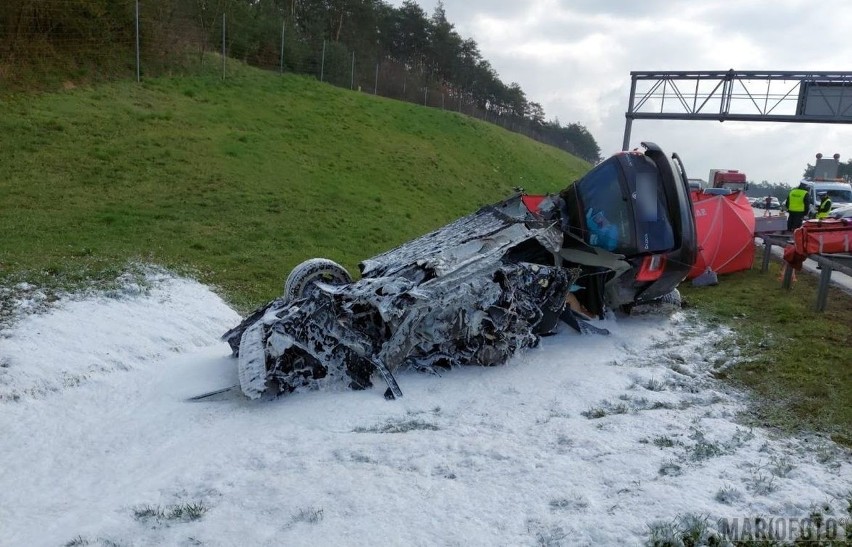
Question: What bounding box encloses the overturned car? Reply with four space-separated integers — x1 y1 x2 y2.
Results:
222 142 697 399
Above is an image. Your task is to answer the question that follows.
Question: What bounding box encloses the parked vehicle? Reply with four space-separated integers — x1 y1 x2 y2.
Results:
801 153 852 215
221 142 697 400
803 181 852 212
708 169 748 192
749 196 779 209
702 187 732 196
829 204 852 219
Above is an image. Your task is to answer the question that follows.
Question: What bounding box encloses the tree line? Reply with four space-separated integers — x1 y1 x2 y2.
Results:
0 0 601 163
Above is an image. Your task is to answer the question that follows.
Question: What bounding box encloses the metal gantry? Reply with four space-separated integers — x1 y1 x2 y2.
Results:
623 70 852 150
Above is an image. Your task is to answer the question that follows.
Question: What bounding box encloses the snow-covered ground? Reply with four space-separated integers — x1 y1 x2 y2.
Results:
0 272 849 546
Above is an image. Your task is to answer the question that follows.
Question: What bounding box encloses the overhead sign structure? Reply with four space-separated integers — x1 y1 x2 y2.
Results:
797 81 852 118
623 70 852 150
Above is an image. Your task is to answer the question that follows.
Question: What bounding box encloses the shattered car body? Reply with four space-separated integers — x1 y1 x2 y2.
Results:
222 142 697 399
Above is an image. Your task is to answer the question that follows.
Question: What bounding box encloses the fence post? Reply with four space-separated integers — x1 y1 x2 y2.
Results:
424 69 429 105
279 19 285 74
374 63 379 94
350 51 355 89
221 13 226 80
135 0 140 82
320 40 326 82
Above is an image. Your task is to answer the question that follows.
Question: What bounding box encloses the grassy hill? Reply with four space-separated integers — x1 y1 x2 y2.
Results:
0 62 589 310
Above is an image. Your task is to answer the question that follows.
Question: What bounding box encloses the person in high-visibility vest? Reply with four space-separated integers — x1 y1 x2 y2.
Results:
816 192 832 219
784 182 811 231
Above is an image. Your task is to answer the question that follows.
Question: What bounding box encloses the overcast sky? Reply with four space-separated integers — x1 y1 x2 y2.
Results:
387 0 852 185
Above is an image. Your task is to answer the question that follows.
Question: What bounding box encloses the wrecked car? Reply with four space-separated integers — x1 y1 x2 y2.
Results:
221 142 697 400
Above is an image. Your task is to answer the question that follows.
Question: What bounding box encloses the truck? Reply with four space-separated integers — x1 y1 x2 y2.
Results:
708 169 748 192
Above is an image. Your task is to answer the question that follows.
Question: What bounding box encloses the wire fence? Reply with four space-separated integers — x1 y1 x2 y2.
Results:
0 0 588 158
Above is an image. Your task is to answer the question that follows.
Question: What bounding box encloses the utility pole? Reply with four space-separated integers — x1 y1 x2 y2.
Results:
320 40 326 82
279 19 285 74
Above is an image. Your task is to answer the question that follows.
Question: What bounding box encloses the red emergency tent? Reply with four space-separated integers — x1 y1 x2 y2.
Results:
687 192 755 279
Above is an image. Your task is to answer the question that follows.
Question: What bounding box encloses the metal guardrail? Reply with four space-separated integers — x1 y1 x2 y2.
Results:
812 254 852 311
758 234 852 311
758 234 792 274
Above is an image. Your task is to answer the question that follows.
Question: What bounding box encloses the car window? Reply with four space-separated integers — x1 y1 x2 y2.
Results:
826 189 852 203
573 159 634 253
632 156 675 253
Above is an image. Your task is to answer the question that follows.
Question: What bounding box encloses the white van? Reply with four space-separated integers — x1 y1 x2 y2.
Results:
801 153 852 214
802 180 852 214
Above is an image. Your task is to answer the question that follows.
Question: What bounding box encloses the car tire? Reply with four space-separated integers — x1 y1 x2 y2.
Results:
284 258 353 301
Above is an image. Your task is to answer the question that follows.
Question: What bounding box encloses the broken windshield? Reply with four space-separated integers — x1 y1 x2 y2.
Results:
573 159 634 253
572 154 676 255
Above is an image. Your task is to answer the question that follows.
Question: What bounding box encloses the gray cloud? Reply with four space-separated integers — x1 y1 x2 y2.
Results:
387 0 852 183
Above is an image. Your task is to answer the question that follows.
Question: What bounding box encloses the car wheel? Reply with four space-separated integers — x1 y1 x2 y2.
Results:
284 258 353 301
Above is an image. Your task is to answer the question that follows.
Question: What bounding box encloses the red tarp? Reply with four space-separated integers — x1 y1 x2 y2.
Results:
688 192 756 279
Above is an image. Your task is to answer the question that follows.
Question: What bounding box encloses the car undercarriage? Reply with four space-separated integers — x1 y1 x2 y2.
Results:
221 142 697 400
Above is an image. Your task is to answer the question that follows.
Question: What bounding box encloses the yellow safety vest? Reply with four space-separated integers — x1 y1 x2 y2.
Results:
816 198 832 219
787 188 807 213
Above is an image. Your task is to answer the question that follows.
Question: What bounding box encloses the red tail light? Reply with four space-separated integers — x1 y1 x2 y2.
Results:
636 254 666 282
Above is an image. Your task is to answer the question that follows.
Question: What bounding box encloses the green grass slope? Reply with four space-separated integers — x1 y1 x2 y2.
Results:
0 63 589 309
680 258 852 447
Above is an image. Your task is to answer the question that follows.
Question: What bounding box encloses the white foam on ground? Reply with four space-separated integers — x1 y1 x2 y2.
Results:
0 273 848 546
0 271 239 401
